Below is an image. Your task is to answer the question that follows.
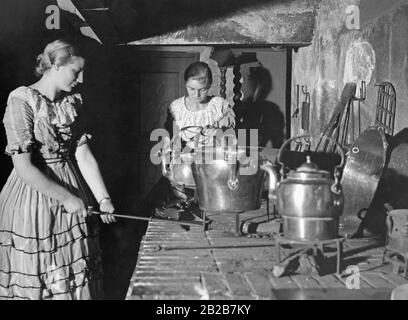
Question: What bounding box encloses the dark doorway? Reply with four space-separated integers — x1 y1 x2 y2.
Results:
95 49 199 299
108 49 199 208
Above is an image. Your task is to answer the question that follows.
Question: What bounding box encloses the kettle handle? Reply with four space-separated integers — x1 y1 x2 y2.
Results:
161 149 172 177
277 134 345 191
384 203 394 237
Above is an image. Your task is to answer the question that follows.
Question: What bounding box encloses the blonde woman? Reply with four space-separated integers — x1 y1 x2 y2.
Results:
0 40 114 299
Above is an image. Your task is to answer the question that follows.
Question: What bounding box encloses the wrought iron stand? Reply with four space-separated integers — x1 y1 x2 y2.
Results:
382 248 408 278
274 234 345 276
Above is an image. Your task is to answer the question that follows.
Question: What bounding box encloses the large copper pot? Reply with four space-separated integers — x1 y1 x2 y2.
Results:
191 146 266 212
340 126 388 237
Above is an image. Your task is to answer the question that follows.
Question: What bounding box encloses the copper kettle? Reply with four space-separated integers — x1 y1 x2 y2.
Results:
261 135 345 240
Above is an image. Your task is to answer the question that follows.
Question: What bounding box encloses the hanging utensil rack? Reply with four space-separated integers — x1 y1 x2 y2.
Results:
375 81 397 136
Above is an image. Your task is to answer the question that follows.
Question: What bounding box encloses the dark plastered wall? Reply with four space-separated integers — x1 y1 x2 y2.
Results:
350 3 408 134
0 0 48 183
292 0 408 138
291 0 360 138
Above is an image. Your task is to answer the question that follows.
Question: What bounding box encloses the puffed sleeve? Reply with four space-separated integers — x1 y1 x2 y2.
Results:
219 98 236 129
3 95 35 156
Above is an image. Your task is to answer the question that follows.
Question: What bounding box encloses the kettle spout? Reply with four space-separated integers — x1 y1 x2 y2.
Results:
260 161 278 201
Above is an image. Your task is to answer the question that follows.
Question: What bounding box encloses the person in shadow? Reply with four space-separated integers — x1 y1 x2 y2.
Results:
235 66 284 149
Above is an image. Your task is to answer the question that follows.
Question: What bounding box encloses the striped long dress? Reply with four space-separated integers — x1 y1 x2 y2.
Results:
0 86 103 300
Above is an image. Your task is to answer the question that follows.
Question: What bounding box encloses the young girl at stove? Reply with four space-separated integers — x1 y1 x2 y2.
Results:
165 61 235 151
152 61 236 216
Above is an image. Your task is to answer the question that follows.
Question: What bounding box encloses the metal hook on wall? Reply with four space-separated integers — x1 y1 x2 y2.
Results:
301 85 309 101
353 81 366 101
292 84 300 119
301 85 310 132
347 80 366 145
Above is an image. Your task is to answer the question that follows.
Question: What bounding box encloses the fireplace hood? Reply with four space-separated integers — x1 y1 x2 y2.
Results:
69 0 320 47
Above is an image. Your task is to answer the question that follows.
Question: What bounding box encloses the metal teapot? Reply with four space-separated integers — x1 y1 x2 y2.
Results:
160 125 232 189
261 135 345 240
160 126 202 189
162 150 196 188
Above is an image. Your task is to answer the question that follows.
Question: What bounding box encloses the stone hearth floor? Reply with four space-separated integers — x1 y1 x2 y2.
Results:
125 200 408 300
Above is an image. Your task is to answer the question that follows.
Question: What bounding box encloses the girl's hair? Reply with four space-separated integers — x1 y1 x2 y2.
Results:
184 61 212 86
35 39 84 77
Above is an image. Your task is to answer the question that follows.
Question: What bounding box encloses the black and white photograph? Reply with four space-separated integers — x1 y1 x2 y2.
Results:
0 0 408 305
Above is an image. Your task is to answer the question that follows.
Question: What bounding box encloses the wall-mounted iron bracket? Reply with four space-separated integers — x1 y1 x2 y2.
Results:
352 81 366 101
292 84 300 118
301 85 310 102
301 86 310 132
